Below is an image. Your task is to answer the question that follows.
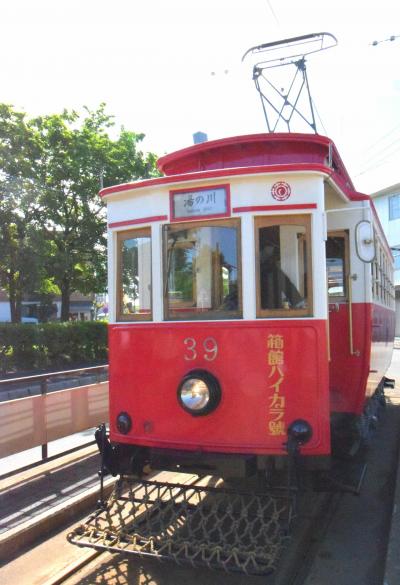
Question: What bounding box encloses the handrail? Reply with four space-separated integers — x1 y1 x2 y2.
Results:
0 380 109 461
0 366 109 464
348 274 360 357
0 364 108 386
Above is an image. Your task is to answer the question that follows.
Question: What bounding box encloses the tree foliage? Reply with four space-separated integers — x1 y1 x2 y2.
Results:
0 103 159 321
0 105 45 321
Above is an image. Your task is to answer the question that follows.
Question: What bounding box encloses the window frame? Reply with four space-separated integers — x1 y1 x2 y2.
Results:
255 214 313 319
163 218 242 321
116 227 152 322
326 230 350 302
389 194 400 221
372 234 395 307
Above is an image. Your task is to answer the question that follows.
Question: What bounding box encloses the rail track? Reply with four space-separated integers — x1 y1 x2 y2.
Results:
1 422 397 585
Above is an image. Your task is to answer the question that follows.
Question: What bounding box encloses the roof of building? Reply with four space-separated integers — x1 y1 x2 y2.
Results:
371 183 400 198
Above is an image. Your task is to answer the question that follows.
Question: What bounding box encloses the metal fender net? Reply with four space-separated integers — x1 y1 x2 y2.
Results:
68 477 293 575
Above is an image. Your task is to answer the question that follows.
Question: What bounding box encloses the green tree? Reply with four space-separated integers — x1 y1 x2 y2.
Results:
0 105 45 321
0 103 159 322
31 105 159 320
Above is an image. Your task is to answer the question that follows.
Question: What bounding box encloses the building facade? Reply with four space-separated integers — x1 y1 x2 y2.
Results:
0 291 95 322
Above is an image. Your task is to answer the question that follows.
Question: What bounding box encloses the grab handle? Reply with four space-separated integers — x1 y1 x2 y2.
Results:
348 274 360 357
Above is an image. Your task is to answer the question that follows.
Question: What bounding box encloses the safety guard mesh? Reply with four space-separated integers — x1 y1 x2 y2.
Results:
68 477 292 575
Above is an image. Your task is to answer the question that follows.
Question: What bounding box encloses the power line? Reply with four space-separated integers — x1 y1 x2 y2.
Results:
362 134 400 166
354 145 400 177
311 98 328 136
361 123 400 155
266 0 280 27
371 35 400 46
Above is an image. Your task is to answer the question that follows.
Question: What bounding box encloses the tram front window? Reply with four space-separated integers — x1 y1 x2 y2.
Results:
255 215 312 317
164 219 241 320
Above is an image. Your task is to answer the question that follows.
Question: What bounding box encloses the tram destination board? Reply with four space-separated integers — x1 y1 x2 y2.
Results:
170 185 230 221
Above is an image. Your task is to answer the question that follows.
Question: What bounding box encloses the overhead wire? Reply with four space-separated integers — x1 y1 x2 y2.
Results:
354 144 400 177
361 122 400 155
355 126 400 177
266 0 280 27
311 98 328 136
361 133 400 164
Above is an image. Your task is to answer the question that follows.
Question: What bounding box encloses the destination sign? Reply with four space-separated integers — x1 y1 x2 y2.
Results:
171 186 229 220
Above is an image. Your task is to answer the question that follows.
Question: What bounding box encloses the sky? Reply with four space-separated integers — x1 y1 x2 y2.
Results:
2 0 399 193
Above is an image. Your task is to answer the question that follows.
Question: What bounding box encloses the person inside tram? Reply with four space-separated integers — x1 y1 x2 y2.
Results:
260 241 305 310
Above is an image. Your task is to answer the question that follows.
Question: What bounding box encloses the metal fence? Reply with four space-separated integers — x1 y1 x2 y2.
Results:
0 366 109 460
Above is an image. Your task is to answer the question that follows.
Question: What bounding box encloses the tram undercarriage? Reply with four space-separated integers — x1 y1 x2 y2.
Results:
67 390 385 576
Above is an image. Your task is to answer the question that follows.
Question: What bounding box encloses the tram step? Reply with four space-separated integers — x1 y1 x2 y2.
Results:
384 377 396 389
67 476 293 575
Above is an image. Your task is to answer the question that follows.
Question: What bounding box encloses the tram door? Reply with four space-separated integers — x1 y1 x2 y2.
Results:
326 230 352 412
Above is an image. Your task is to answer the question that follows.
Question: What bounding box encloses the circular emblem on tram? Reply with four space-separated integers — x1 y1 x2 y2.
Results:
271 181 291 201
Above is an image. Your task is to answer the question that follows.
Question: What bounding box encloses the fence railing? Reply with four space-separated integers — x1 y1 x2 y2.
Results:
0 366 109 461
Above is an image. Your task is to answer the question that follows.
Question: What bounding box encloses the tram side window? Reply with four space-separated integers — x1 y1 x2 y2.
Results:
326 234 347 299
372 237 395 308
164 219 241 320
255 215 312 317
117 228 152 321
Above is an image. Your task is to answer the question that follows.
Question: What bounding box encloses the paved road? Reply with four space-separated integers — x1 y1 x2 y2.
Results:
303 348 400 585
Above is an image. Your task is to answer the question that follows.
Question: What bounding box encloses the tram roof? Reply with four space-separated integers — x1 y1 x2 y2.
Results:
100 133 368 202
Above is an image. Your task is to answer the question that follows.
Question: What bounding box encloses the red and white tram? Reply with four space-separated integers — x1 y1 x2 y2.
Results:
100 132 395 476
70 34 396 573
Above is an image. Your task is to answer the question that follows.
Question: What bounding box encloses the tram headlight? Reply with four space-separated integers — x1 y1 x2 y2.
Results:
116 411 132 434
177 370 221 416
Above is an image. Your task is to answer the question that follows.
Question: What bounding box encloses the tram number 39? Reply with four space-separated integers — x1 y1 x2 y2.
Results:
183 337 218 361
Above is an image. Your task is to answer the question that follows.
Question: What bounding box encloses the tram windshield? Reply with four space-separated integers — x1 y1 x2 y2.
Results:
255 215 312 317
164 219 241 320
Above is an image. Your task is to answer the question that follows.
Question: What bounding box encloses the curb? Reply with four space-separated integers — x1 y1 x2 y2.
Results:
0 477 115 564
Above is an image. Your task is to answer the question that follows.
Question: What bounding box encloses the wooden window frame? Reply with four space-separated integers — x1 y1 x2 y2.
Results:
163 218 242 321
255 215 313 319
116 227 152 322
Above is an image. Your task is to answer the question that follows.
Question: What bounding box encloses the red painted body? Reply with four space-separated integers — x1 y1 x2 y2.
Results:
329 302 395 415
104 133 395 462
109 320 330 456
368 303 396 395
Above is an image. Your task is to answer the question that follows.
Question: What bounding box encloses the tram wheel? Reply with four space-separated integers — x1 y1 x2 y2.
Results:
331 415 366 460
